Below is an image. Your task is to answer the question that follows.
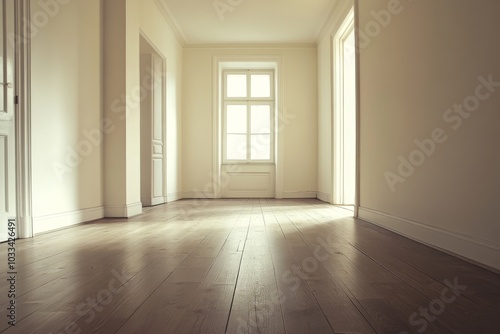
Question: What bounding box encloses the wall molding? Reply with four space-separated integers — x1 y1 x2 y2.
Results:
153 0 187 46
105 206 124 218
15 0 33 238
34 206 104 235
282 191 317 199
126 202 143 217
105 202 143 218
185 43 316 49
358 207 500 271
166 192 182 202
181 191 320 200
181 191 216 200
317 192 332 203
317 0 354 42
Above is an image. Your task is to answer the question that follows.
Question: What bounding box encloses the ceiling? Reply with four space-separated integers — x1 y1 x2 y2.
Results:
157 0 338 45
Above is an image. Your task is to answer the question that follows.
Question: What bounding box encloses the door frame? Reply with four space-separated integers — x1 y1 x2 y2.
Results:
139 31 168 206
332 7 360 215
14 0 33 238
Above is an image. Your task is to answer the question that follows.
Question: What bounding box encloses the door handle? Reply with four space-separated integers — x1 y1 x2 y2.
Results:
1 82 13 88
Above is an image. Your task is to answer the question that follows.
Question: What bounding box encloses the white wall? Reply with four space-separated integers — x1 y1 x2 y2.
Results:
30 0 183 232
102 0 131 217
182 47 318 198
356 0 500 270
31 0 103 233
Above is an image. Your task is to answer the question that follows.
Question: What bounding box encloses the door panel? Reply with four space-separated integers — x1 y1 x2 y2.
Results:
140 53 165 207
153 159 163 198
221 164 275 198
0 0 16 242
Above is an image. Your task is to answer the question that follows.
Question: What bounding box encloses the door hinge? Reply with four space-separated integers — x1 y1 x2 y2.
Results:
15 95 19 105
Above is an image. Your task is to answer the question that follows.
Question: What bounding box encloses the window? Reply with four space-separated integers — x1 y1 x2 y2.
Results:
223 70 275 162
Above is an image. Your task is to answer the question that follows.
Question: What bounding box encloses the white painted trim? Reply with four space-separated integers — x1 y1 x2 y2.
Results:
33 207 104 235
138 35 168 209
15 0 33 239
212 56 222 198
221 70 276 165
185 43 317 49
221 165 275 199
212 55 285 200
283 191 317 199
181 190 318 200
317 0 359 212
275 57 285 199
143 198 164 207
126 202 142 217
166 192 182 202
358 207 500 271
317 192 332 203
105 202 143 218
104 206 125 218
332 9 355 206
182 191 216 199
152 0 188 46
317 0 355 43
354 0 361 218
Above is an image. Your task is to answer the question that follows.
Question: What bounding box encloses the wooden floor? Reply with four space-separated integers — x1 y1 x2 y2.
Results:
1 199 499 334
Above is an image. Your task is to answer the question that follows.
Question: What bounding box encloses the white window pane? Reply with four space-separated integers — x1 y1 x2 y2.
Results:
227 105 247 134
227 74 247 98
251 74 271 98
227 134 247 160
251 134 271 160
251 105 271 134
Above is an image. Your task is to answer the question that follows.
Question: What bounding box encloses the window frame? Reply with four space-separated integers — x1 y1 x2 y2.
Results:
222 69 276 164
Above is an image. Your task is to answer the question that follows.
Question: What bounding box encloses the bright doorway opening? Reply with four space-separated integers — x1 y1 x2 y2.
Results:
333 10 357 209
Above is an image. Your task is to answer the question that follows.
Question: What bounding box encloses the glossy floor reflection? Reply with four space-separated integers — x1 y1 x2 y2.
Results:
0 199 499 333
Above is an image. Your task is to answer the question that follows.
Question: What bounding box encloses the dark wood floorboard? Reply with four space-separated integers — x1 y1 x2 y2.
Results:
0 199 499 333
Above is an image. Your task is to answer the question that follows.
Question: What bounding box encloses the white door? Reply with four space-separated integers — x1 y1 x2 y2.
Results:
0 0 16 242
140 53 165 206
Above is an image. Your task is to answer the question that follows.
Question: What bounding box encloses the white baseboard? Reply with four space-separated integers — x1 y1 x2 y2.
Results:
316 192 332 203
150 198 164 206
17 216 33 238
358 207 500 271
105 202 143 218
34 207 104 235
282 191 317 199
126 202 143 217
166 192 182 202
181 191 216 199
181 191 319 200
